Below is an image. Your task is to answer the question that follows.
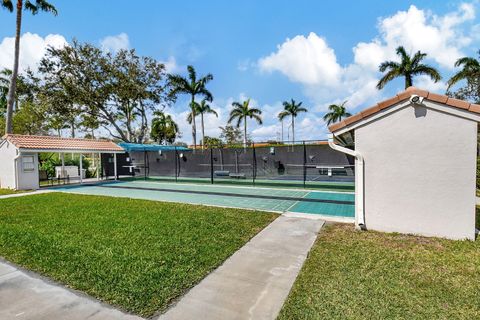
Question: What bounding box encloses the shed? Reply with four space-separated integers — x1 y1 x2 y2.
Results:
0 134 124 190
328 87 480 240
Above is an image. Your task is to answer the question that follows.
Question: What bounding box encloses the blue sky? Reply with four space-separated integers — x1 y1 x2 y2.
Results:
0 0 479 142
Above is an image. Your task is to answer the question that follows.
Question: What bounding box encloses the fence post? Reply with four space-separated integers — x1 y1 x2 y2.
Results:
252 142 256 186
174 146 178 183
210 148 214 184
303 141 307 188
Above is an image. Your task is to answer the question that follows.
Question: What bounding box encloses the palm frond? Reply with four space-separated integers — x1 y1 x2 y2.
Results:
378 61 400 73
187 65 196 83
411 51 427 66
1 0 13 12
376 69 401 89
413 64 442 82
278 110 289 121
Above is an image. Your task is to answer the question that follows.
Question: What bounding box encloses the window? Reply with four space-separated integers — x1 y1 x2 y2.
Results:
22 156 35 172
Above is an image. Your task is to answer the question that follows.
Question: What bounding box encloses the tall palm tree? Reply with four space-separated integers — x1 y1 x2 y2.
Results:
278 99 307 143
228 99 262 147
323 101 351 125
168 65 213 149
447 51 480 89
187 99 218 149
376 46 441 90
2 0 57 134
151 111 179 144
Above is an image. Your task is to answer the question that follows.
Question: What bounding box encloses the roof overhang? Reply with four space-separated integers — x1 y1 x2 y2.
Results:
329 87 480 136
18 148 125 154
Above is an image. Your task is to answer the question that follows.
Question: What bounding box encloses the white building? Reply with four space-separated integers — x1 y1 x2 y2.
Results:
0 134 124 190
329 87 479 240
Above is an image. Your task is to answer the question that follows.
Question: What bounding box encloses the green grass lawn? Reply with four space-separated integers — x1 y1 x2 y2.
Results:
278 218 480 320
0 193 277 317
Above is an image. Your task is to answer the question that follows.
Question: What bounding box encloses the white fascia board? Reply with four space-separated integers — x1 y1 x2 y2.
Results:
18 149 125 154
333 99 480 136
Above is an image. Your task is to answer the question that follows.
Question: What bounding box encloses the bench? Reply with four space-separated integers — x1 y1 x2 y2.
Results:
229 173 246 179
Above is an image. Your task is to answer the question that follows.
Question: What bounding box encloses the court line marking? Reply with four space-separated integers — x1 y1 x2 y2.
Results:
123 179 356 195
97 184 355 205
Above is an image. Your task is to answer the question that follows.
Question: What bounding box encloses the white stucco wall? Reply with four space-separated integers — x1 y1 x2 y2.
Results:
355 102 477 240
0 141 18 189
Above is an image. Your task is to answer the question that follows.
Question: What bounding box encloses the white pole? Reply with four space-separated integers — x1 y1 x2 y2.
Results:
61 153 65 178
114 153 118 180
97 152 101 181
79 154 83 184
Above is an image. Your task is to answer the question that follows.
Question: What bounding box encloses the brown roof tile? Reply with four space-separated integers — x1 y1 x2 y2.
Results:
446 97 470 110
1 134 124 152
468 103 480 114
426 92 448 104
328 86 479 133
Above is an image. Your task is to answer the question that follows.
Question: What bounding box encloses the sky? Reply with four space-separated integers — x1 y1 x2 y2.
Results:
0 0 479 143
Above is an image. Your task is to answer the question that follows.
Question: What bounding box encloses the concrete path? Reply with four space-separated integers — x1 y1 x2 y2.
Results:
0 260 141 320
159 215 324 320
0 189 52 200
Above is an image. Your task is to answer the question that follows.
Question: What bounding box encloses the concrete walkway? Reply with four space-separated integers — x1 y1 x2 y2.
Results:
0 260 141 320
159 215 324 320
0 189 52 200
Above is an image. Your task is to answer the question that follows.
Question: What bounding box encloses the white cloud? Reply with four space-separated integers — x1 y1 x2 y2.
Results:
0 32 67 72
256 3 478 114
160 56 181 73
355 3 475 70
259 32 341 86
100 33 129 53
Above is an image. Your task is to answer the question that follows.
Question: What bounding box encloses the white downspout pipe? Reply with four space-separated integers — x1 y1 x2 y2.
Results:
328 134 365 229
14 151 21 190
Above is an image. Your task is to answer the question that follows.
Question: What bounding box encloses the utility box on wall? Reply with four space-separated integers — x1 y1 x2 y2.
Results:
329 87 480 240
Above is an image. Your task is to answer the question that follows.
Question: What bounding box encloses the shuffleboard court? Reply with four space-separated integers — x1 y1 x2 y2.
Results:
53 180 355 218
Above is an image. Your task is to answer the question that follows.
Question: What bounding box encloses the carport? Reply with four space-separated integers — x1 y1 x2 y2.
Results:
0 134 125 190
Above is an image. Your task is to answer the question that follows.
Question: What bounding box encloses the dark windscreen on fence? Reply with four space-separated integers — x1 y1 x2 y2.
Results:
102 140 355 191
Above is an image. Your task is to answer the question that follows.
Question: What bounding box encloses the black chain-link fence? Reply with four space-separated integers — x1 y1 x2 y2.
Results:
103 140 355 190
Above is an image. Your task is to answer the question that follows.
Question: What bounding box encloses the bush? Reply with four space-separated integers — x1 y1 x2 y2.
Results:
39 153 91 178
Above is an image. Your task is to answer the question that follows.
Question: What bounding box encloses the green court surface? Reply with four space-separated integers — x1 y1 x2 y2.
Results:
123 175 356 192
53 180 355 218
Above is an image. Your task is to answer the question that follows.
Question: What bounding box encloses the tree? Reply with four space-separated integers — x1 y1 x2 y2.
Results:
188 99 218 149
12 101 47 135
38 41 171 142
323 101 351 125
2 0 57 134
445 52 480 104
202 136 224 149
151 111 179 144
376 46 441 90
219 125 243 147
447 51 480 90
227 99 262 147
168 65 213 149
278 99 307 143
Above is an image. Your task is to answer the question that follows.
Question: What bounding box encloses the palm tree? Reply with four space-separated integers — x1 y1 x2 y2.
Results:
227 99 262 147
323 101 351 125
187 99 218 149
278 99 307 143
151 111 179 144
2 0 57 135
447 51 480 89
168 65 213 149
376 46 441 90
